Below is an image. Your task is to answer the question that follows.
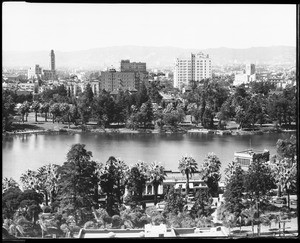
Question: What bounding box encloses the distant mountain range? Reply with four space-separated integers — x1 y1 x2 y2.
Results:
2 45 296 70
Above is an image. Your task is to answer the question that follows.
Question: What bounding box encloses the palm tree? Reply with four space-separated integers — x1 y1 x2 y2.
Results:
242 206 256 236
20 165 60 206
148 162 167 205
37 164 60 205
20 170 39 191
178 155 198 195
223 212 235 236
2 177 19 193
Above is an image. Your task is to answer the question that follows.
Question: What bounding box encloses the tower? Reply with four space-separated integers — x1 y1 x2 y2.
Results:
50 50 55 71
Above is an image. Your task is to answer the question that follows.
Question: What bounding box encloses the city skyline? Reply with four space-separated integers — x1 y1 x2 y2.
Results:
2 3 297 52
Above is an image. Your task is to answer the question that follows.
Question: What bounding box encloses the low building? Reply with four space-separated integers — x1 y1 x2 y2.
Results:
77 225 228 238
124 170 207 202
233 149 270 171
233 73 256 86
17 82 35 92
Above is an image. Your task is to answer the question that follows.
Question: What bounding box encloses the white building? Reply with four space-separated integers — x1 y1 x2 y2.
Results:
27 65 43 80
233 63 256 86
174 52 212 89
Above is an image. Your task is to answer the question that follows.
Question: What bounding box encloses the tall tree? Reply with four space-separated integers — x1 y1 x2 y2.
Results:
31 101 40 122
98 156 129 216
135 82 149 108
19 101 30 123
244 157 276 235
37 164 60 205
223 164 245 216
57 144 98 222
190 188 214 218
84 83 94 103
59 103 71 128
126 162 149 209
137 101 154 128
49 103 60 123
39 103 50 122
147 162 166 205
2 177 20 194
200 153 221 197
163 186 186 214
178 155 198 195
2 90 15 131
92 91 115 127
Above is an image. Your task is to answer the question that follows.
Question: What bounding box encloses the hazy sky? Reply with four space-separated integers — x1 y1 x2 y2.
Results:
2 3 296 52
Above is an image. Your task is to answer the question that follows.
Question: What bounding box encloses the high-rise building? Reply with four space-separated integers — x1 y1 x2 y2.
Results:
174 52 212 89
50 50 55 71
43 50 56 80
246 63 255 76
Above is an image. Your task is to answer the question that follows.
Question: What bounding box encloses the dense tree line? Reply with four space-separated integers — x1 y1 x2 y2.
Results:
2 78 296 132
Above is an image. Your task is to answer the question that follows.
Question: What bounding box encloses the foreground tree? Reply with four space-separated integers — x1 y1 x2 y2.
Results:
223 164 245 216
126 162 149 209
164 187 186 215
190 188 214 218
147 162 166 205
200 153 221 197
178 155 198 195
98 156 129 216
57 144 98 223
269 157 297 208
37 164 60 205
2 177 20 194
244 157 276 236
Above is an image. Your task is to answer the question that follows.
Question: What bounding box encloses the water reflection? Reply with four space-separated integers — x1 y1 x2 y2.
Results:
2 132 294 181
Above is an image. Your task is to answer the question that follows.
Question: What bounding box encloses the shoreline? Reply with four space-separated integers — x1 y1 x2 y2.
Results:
3 126 296 137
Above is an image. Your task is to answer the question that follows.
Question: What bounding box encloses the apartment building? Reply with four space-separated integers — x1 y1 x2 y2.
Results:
100 60 148 93
174 52 212 89
101 69 137 92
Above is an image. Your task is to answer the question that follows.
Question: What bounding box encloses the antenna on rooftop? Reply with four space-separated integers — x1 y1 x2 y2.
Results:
249 138 252 150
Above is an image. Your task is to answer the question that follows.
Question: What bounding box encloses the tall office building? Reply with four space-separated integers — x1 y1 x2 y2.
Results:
246 63 255 76
43 50 56 80
174 52 212 89
50 50 55 71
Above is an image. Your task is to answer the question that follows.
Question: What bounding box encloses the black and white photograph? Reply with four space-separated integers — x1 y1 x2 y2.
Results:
2 2 298 239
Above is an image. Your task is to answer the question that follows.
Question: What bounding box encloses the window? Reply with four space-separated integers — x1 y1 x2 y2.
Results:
237 158 250 166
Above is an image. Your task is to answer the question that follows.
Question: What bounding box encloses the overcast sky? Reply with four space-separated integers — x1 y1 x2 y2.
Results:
2 3 296 52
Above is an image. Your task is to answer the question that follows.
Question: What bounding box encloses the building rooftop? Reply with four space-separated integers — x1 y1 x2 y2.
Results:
77 225 228 238
234 149 269 156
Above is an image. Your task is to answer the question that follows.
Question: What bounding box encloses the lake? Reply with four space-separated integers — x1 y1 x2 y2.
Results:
2 132 294 183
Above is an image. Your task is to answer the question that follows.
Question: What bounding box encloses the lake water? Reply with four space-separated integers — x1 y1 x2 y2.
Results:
2 132 294 182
